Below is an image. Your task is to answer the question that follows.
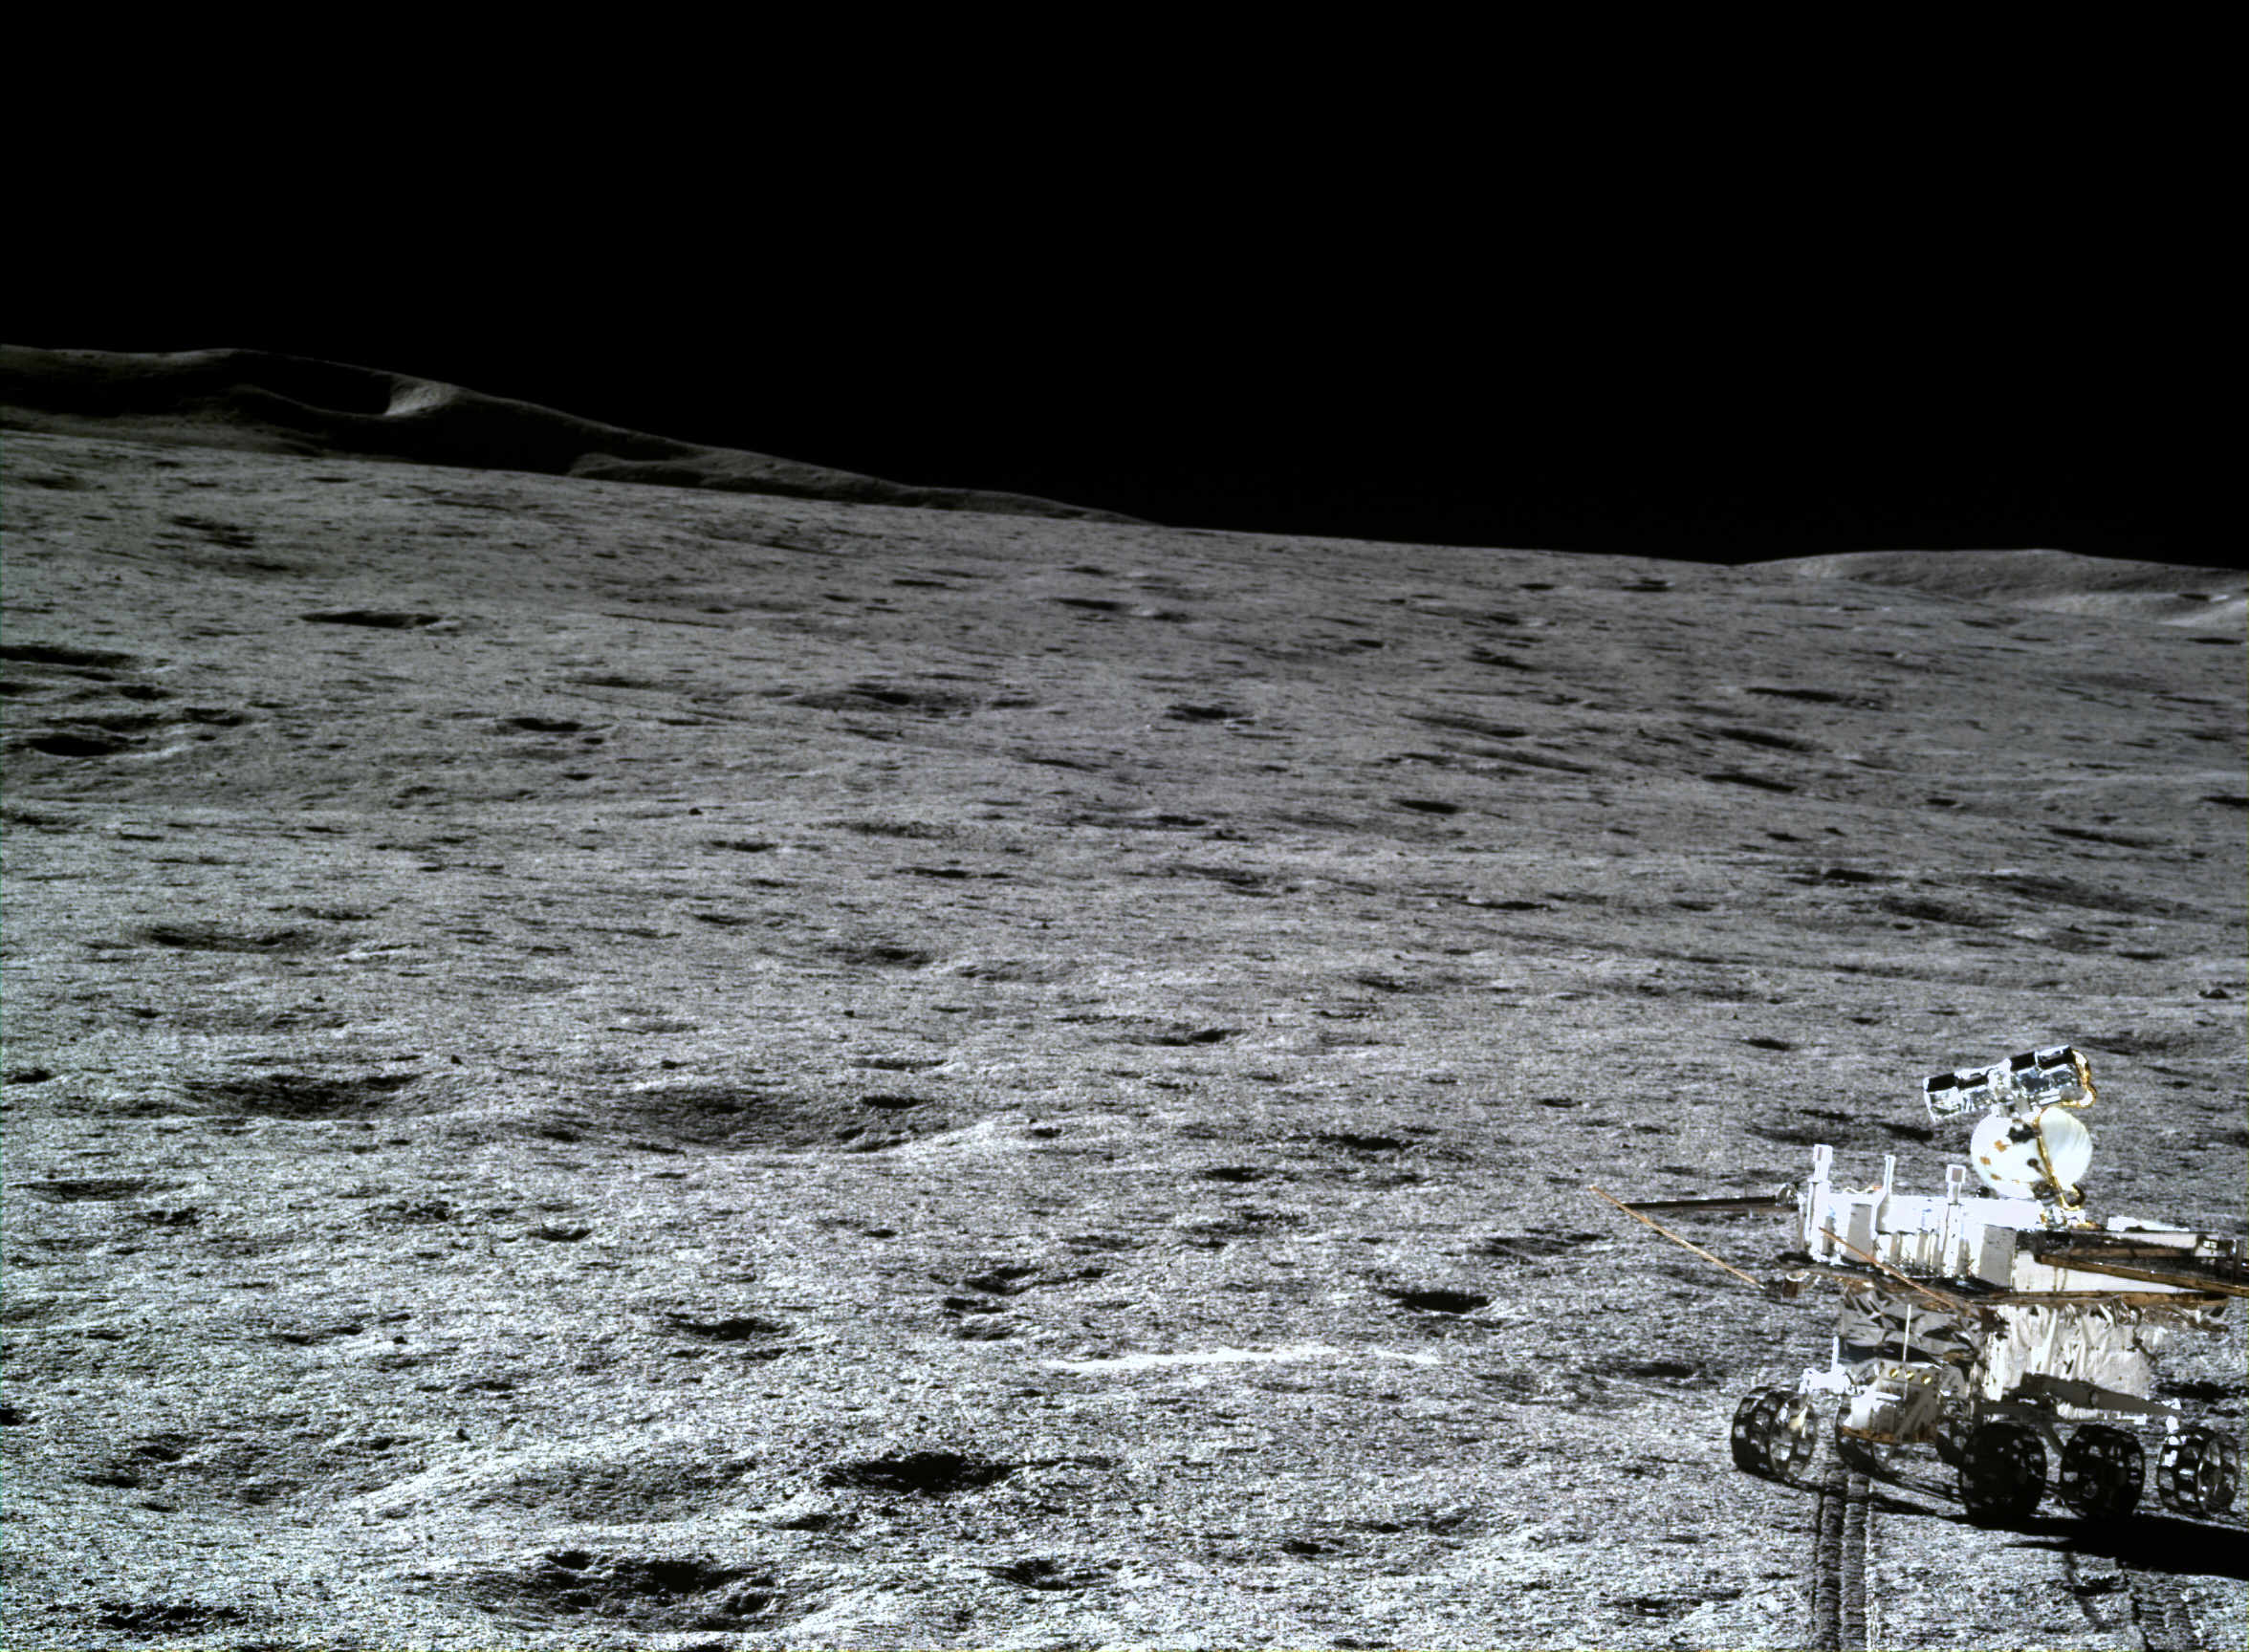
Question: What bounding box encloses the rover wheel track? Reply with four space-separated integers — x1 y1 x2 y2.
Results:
2064 1544 2209 1650
2124 1568 2203 1652
1807 1465 1873 1651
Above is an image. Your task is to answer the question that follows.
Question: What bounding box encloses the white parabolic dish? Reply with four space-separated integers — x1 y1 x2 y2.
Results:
1970 1104 2093 1199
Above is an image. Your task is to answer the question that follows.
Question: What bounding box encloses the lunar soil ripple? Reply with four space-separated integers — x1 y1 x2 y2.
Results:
3 407 2244 1648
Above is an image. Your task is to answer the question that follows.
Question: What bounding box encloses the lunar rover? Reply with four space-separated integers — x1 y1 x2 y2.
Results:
1595 1045 2245 1525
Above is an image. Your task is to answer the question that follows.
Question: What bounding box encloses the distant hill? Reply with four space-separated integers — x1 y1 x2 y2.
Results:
0 344 1143 523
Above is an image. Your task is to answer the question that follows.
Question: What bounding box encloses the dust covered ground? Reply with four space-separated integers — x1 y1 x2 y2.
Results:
3 411 2244 1648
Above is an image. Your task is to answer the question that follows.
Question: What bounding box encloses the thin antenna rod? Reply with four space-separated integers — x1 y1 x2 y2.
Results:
1587 1185 1770 1293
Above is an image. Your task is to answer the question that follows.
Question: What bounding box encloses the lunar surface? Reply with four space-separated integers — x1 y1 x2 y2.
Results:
4 349 2244 1649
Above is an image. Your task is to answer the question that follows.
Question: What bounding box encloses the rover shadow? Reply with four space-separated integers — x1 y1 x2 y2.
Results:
2013 1511 2249 1580
1803 1456 2245 1566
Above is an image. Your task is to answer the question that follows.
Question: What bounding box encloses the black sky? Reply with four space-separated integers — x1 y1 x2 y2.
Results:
17 177 2219 568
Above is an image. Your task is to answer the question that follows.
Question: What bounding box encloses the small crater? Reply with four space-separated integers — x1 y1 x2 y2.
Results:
1160 863 1268 892
271 1320 366 1346
952 957 1075 983
27 731 135 757
1615 1359 1710 1382
137 923 328 953
1476 1234 1601 1262
71 708 172 732
953 1306 1015 1329
1383 1287 1491 1315
664 1313 790 1341
1794 864 1894 885
1703 770 1797 793
1611 1594 1699 1616
1704 725 1823 753
478 1551 784 1630
2159 1378 2245 1405
0 643 140 668
14 1177 155 1203
1880 894 1989 926
989 1556 1114 1591
165 513 256 547
1746 685 1869 706
300 610 445 628
822 1450 1014 1496
1746 1106 1867 1147
98 1602 258 1634
182 1073 413 1119
945 1295 1010 1315
366 1198 455 1226
834 941 938 969
599 1081 950 1154
2045 825 2171 848
830 818 952 838
571 672 683 690
1316 1133 1409 1153
1412 712 1532 739
1120 1025 1237 1047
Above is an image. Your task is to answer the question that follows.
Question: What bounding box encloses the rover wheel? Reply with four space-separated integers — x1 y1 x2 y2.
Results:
1834 1408 1897 1477
1763 1391 1822 1486
1731 1390 1780 1477
1959 1421 2044 1525
2156 1425 2241 1516
1932 1414 1971 1468
2057 1424 2144 1518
